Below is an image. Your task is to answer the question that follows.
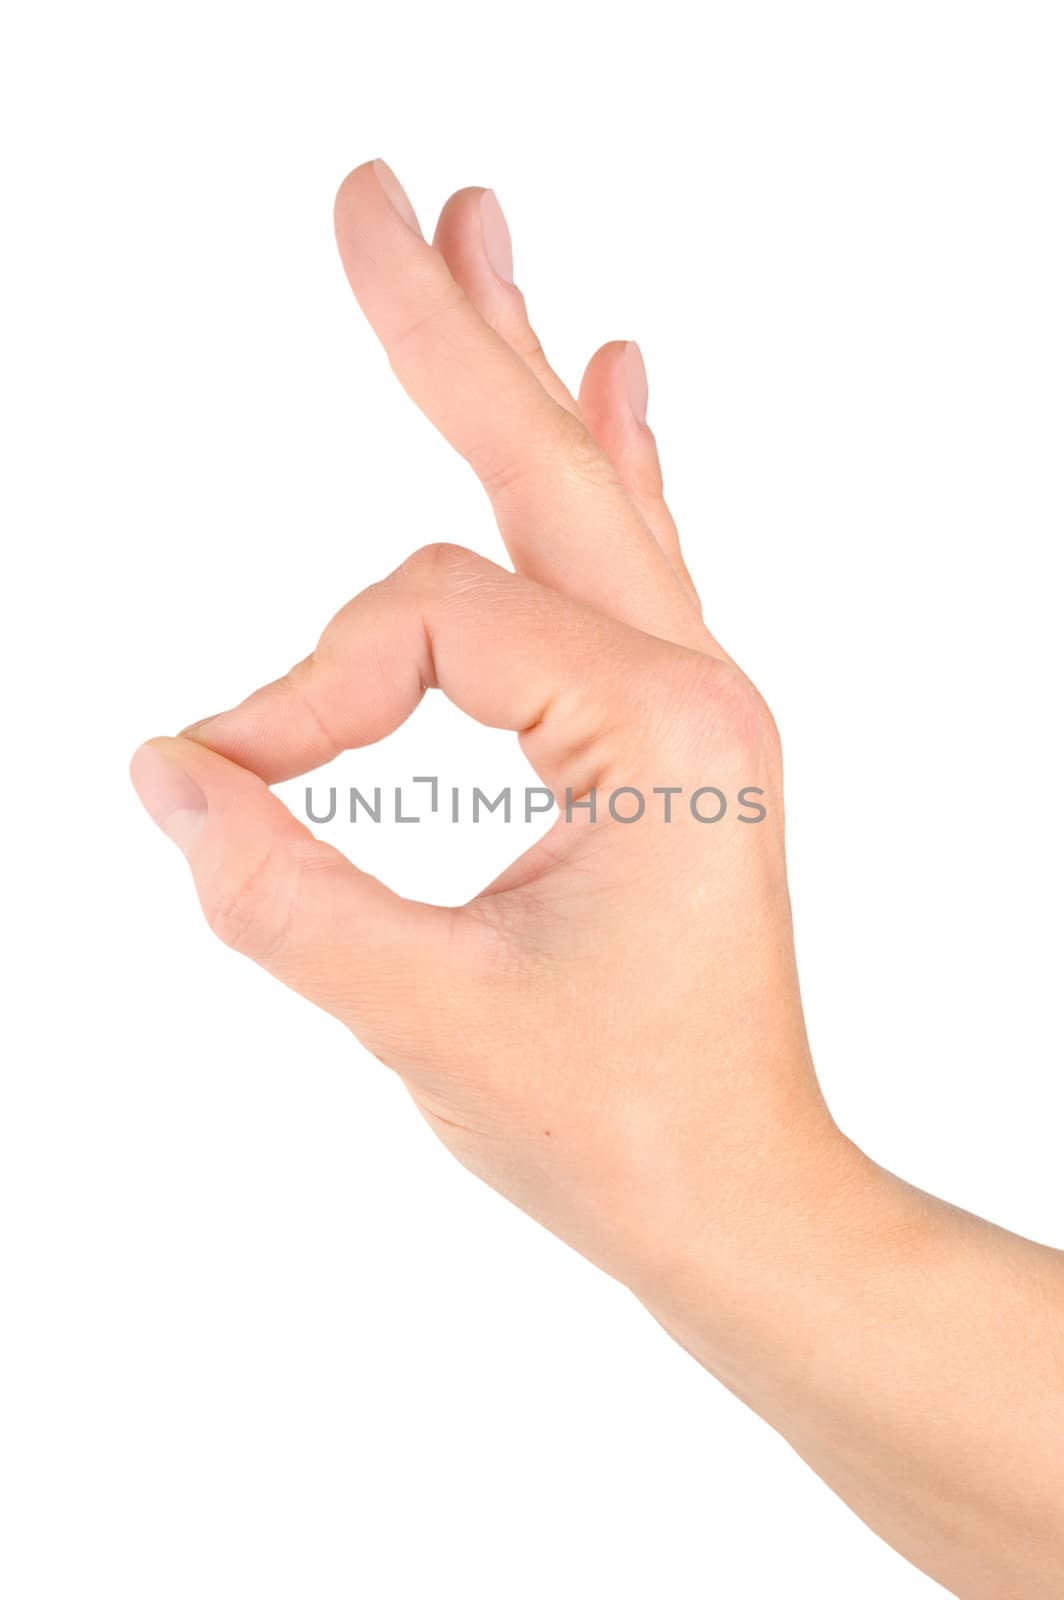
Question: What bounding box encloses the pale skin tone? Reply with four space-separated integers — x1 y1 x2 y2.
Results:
130 160 1064 1598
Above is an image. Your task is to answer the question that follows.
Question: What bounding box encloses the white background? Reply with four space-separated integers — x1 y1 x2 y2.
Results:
2 3 1061 1595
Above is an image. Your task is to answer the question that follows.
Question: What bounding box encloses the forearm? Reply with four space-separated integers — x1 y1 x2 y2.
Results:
637 1132 1064 1598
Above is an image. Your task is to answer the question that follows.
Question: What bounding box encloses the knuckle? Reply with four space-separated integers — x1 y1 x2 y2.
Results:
479 408 617 505
400 541 480 584
754 689 782 761
678 657 778 764
394 543 500 617
632 449 665 500
553 407 618 492
205 846 299 964
472 442 532 499
710 667 764 753
516 329 545 364
278 653 347 759
387 287 467 366
511 316 546 365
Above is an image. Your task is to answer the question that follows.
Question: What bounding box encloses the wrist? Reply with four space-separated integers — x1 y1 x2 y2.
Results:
625 1115 910 1397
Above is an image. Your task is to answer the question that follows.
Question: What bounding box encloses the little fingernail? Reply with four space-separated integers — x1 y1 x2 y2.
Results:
479 189 514 284
130 742 206 856
371 159 422 236
624 340 649 425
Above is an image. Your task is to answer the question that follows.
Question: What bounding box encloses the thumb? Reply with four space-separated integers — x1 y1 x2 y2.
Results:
129 736 460 1047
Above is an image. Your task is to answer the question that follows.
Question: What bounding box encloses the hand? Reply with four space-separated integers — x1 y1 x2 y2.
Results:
131 161 1064 1599
131 159 833 1286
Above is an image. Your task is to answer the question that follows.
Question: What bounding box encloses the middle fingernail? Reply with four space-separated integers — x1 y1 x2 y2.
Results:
371 159 423 236
480 189 514 284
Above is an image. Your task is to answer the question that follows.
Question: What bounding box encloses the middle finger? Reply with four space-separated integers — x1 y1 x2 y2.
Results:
334 161 710 651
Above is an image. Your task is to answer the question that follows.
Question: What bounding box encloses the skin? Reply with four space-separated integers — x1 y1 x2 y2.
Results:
130 160 1064 1597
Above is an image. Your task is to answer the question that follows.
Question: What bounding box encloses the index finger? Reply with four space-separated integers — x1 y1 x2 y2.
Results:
185 543 698 796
